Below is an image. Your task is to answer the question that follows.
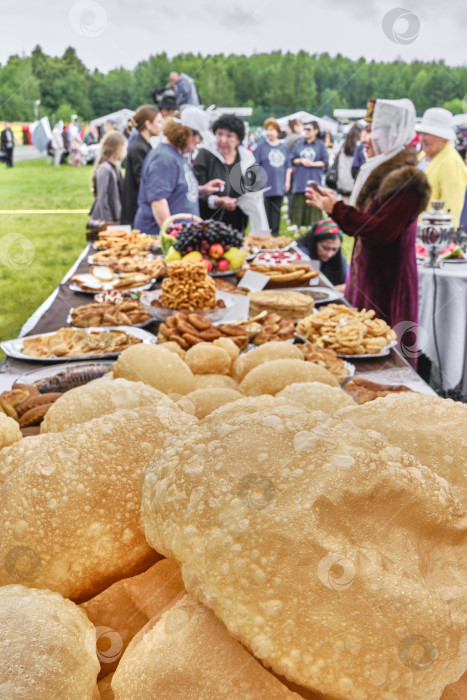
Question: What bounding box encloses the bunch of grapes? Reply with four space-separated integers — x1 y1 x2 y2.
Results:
172 220 243 255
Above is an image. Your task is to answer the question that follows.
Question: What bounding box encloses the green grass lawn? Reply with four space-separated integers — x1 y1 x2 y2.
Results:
0 159 92 358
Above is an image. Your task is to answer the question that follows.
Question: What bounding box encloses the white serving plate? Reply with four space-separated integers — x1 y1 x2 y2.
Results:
140 290 238 323
1 326 157 362
69 280 155 295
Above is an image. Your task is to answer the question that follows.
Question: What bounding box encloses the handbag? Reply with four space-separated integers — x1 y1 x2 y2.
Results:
325 151 340 190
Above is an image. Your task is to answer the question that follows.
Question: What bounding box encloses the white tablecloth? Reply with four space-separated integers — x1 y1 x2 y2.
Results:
418 261 467 392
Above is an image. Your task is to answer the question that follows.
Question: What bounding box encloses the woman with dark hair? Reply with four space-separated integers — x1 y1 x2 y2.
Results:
297 218 348 290
290 120 329 234
253 117 292 235
134 107 223 236
336 123 363 201
121 105 163 225
193 114 256 233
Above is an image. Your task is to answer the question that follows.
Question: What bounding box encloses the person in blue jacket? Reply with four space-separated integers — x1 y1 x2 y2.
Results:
253 118 292 235
290 121 328 233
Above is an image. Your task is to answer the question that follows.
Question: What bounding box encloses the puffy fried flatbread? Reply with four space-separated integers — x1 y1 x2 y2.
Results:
185 388 243 419
111 595 302 700
41 378 175 433
0 411 22 449
81 559 185 678
232 341 304 382
239 359 339 395
277 382 356 415
0 434 46 486
113 344 195 395
337 392 467 508
0 405 196 601
184 343 232 375
141 400 467 700
193 374 240 391
0 584 99 699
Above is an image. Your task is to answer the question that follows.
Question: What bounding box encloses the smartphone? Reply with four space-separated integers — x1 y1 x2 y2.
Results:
307 181 324 194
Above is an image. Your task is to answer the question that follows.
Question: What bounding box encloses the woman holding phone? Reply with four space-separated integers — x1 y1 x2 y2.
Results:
290 121 328 234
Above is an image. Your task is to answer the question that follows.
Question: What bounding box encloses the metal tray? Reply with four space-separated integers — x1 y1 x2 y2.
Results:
1 326 157 362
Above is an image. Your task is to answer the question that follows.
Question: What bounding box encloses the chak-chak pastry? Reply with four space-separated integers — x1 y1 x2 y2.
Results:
0 405 196 601
141 400 467 700
41 378 175 433
337 392 467 508
113 344 195 395
0 585 99 699
185 388 243 419
232 341 304 382
0 411 22 450
239 358 339 395
277 382 356 415
111 595 302 700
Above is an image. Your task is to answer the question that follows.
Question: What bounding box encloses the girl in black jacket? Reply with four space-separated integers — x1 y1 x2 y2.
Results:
121 105 163 226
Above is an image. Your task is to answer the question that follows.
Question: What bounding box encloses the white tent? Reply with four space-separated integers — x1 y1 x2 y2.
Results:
90 109 135 129
453 114 467 128
276 111 339 135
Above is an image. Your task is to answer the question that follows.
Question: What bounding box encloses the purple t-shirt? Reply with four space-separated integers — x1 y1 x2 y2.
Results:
291 138 329 193
134 143 199 235
253 140 291 197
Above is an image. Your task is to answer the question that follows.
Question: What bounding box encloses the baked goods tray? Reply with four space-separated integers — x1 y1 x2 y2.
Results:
294 335 397 359
1 326 157 362
13 361 114 390
66 308 153 329
87 253 155 266
284 287 344 305
140 290 238 322
69 280 155 295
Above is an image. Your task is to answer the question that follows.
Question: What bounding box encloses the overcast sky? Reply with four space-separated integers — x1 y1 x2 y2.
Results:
2 0 466 72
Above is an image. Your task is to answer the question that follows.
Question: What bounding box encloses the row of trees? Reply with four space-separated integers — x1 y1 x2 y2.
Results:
1 45 466 124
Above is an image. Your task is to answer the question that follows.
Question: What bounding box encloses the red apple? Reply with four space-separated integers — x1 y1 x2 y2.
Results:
202 257 213 272
217 258 230 272
209 243 224 259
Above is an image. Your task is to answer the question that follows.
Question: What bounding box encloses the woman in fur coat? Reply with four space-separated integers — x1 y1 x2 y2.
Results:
306 99 431 364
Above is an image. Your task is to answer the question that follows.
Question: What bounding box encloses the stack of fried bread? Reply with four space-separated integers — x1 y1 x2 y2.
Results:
0 351 466 700
249 289 314 320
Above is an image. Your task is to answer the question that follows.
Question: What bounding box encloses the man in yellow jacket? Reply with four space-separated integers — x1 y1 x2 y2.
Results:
417 108 467 226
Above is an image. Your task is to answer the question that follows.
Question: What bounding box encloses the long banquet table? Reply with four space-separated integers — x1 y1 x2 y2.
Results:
0 244 435 396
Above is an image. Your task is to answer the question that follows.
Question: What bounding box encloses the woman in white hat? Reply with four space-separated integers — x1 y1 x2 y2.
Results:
134 107 223 235
417 108 467 226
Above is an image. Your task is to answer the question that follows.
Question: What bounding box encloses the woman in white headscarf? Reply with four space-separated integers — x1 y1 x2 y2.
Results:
306 99 431 366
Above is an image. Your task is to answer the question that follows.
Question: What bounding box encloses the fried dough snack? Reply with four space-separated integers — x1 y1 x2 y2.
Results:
248 261 318 284
0 412 22 449
344 376 412 404
184 343 232 375
243 233 292 255
22 328 142 358
141 399 467 700
113 256 166 278
337 392 467 508
193 374 240 391
0 405 196 601
277 381 356 415
70 300 151 328
157 312 249 351
41 378 175 433
161 261 217 310
113 344 196 395
0 585 100 699
296 304 397 355
95 229 154 251
297 341 352 383
80 559 185 678
232 341 304 382
239 358 339 395
185 388 243 419
112 595 302 700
